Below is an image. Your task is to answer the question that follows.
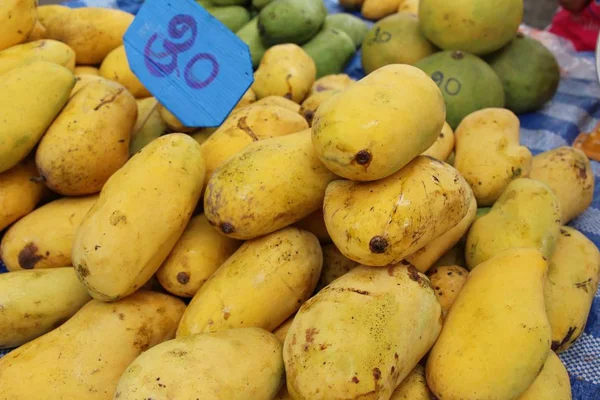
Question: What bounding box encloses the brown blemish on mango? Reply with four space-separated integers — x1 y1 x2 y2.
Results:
369 236 388 254
355 150 372 166
176 272 190 285
220 222 235 234
18 243 44 269
237 116 259 141
94 88 124 111
75 263 90 278
551 326 577 351
109 211 127 226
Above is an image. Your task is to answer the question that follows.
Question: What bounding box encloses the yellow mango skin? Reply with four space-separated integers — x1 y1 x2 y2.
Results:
455 108 533 206
0 0 36 51
284 265 442 400
317 243 360 290
156 214 242 298
530 146 594 223
546 227 600 353
300 90 340 126
0 291 185 400
422 122 455 161
205 130 337 240
72 134 205 301
324 156 471 266
426 248 551 400
252 95 302 112
362 0 401 20
273 315 295 343
312 64 446 181
0 61 75 173
158 104 197 133
130 97 167 155
517 352 572 400
115 328 284 400
310 73 355 94
1 196 97 271
177 227 322 336
200 105 309 185
46 8 134 65
419 0 523 55
426 265 469 318
36 79 137 196
0 159 47 231
100 45 151 98
294 209 331 243
406 192 476 273
74 65 100 75
390 365 434 400
0 39 75 75
465 178 561 270
25 21 49 42
398 0 419 15
37 5 70 27
252 44 316 103
70 73 105 97
0 268 91 348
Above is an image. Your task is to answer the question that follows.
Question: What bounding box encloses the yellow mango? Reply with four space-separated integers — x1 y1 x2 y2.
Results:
546 227 600 353
204 130 337 240
300 90 340 126
45 7 134 65
130 97 167 154
0 159 47 231
0 268 91 348
156 214 242 298
284 265 442 399
310 73 355 94
234 87 257 110
324 156 471 266
24 21 48 43
530 146 594 223
252 95 302 112
0 291 185 400
115 328 284 400
455 108 533 205
427 248 551 400
0 196 98 271
312 64 445 181
362 0 401 20
74 65 99 75
317 243 360 290
72 134 205 301
177 227 322 336
294 209 331 244
36 79 137 196
252 44 316 103
70 74 105 97
100 45 151 98
158 104 197 133
0 0 36 51
406 192 477 273
426 265 469 318
0 40 75 75
0 61 75 173
466 178 562 270
200 105 309 185
391 365 434 400
398 0 420 15
273 315 295 343
422 121 455 161
517 351 572 400
37 4 70 27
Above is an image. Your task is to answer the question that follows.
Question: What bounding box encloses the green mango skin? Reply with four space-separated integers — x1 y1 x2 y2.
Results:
211 0 250 5
236 17 269 68
485 33 560 114
322 13 370 48
415 50 505 129
476 207 492 219
258 0 327 46
207 6 251 32
252 0 276 9
303 28 356 79
196 0 214 7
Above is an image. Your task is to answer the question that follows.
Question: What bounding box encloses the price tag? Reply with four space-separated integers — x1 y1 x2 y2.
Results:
123 0 254 127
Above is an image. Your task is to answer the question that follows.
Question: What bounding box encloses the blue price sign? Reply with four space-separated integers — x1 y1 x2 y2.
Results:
123 0 254 127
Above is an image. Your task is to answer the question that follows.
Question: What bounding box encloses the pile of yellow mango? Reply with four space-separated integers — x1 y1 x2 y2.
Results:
0 1 597 400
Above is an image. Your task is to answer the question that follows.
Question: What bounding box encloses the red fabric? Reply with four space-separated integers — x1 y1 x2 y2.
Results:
549 2 600 51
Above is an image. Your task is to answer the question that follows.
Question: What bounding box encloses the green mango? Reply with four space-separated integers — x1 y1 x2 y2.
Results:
207 6 251 32
322 13 369 48
196 0 214 7
258 0 327 45
486 33 560 114
211 0 250 5
236 17 269 68
303 28 355 79
252 0 276 9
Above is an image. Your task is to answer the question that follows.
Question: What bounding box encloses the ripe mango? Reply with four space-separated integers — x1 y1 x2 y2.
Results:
421 121 455 161
99 45 151 98
0 0 36 51
517 351 572 400
361 0 401 21
391 365 434 400
311 73 355 94
426 265 469 318
0 40 75 75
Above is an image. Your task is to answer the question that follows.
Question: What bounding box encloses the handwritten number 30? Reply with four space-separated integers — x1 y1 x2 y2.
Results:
143 14 219 89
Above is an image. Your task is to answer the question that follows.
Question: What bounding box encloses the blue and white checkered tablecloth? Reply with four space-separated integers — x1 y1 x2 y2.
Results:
1 0 599 398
